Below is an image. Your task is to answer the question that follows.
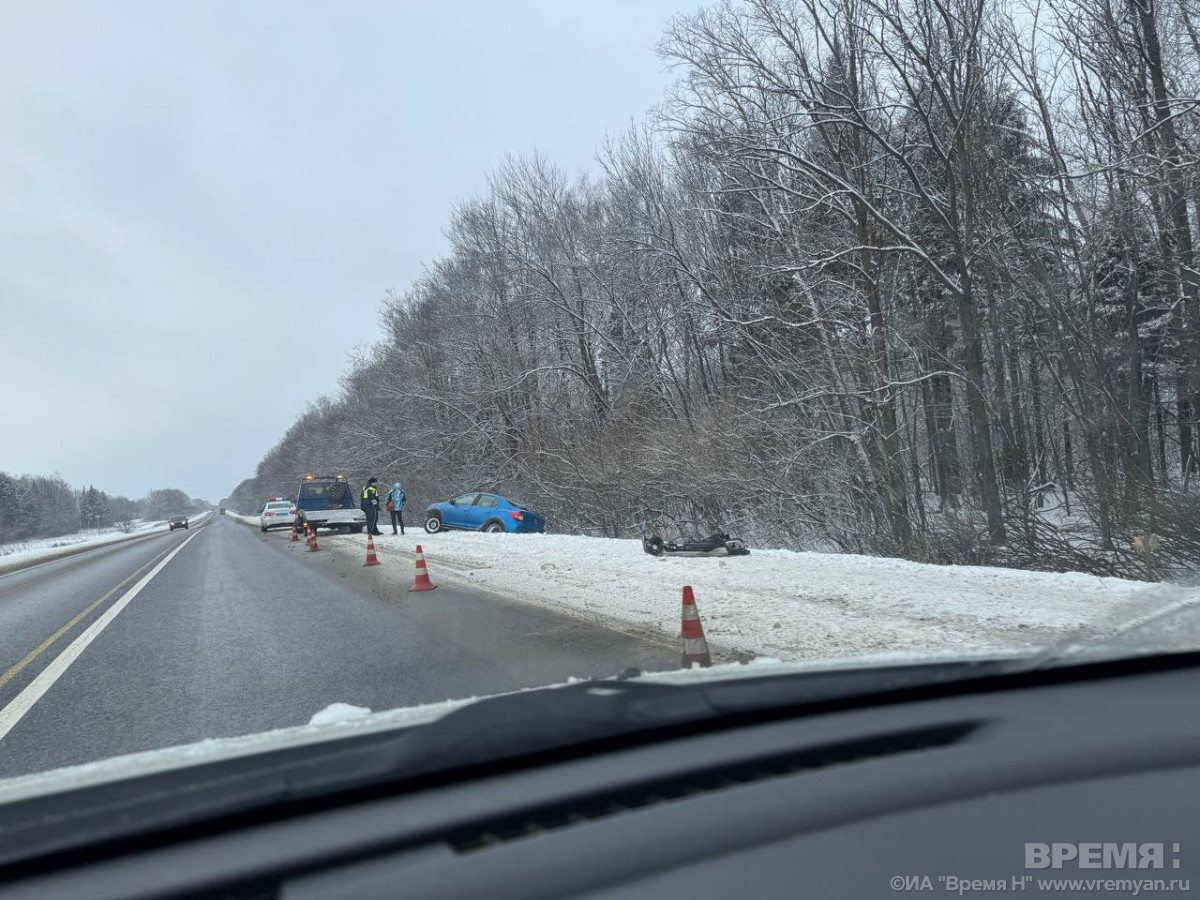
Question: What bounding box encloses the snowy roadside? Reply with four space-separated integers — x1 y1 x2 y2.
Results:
299 528 1184 664
0 513 210 575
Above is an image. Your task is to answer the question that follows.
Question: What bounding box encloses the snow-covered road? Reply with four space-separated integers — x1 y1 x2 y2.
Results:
0 516 675 781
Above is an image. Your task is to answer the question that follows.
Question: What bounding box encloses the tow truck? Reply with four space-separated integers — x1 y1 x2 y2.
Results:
296 474 366 534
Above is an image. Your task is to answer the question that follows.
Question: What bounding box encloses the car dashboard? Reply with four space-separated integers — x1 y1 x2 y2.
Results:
2 655 1197 899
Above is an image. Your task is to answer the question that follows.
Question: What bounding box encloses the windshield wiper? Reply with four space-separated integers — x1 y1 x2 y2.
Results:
381 658 1020 779
0 656 1020 871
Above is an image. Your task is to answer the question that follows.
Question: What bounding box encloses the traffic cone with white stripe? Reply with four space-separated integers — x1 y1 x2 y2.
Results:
290 523 300 542
307 525 320 552
364 533 381 566
681 586 712 668
408 544 437 592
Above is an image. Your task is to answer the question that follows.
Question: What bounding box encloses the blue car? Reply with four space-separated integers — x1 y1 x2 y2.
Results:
424 492 546 534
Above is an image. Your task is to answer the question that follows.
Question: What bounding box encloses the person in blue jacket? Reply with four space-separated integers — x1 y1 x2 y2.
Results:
385 481 407 535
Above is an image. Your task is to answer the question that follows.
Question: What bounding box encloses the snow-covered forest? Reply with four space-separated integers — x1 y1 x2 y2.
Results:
231 0 1200 578
0 474 203 545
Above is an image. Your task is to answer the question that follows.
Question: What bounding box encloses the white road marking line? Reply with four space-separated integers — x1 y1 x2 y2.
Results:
0 530 200 743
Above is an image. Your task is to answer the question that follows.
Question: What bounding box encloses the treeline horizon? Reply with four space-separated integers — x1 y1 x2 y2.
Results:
0 471 209 546
233 0 1200 580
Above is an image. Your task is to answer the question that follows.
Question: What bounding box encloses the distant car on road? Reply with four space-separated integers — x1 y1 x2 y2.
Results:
259 498 296 532
168 514 189 531
424 492 546 534
297 474 366 533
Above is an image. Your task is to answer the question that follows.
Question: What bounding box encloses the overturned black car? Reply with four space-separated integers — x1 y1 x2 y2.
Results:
641 529 750 558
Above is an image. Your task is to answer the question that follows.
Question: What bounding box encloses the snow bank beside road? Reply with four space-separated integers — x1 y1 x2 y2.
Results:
0 518 188 574
319 530 1181 663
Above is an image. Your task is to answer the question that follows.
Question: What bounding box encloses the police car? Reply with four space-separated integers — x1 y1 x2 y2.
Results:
295 474 366 533
259 498 296 532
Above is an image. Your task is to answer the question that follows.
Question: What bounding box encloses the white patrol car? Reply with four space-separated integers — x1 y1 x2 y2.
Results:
259 498 296 532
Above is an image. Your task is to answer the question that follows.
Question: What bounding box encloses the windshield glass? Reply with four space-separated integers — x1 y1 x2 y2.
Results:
3 0 1200 813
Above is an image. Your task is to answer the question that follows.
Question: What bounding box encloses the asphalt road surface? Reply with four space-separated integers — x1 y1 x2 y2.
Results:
0 514 676 780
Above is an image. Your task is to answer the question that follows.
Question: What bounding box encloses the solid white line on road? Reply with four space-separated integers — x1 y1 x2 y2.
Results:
0 530 200 743
0 545 175 694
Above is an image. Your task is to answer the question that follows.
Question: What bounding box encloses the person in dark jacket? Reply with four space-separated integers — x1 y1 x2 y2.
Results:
385 481 406 535
361 478 382 536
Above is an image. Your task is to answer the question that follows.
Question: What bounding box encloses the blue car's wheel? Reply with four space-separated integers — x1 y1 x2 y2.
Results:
483 520 504 533
424 514 443 534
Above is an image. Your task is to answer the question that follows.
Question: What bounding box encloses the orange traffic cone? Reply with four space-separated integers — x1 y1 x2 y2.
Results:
290 523 300 542
364 533 381 566
307 525 320 552
681 586 712 668
408 544 437 592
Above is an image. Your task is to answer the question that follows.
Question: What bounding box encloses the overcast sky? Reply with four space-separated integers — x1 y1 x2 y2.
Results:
0 0 697 502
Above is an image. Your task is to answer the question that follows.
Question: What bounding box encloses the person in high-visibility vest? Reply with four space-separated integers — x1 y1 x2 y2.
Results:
361 478 383 536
